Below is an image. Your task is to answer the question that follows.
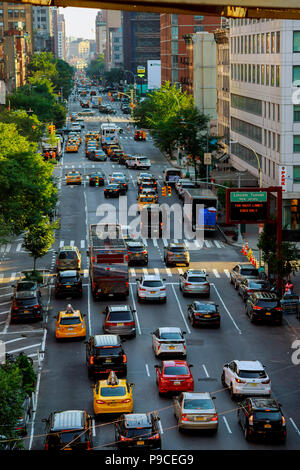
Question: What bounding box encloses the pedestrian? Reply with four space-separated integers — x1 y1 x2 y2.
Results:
44 151 49 161
127 124 130 133
285 280 294 295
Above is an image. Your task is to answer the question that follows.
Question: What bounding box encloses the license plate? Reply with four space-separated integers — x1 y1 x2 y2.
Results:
196 417 204 421
169 346 175 350
176 255 181 258
265 312 272 316
66 285 71 288
250 383 257 387
24 310 29 313
150 291 156 294
264 424 272 428
204 315 211 318
173 381 180 385
137 441 144 445
68 328 74 331
117 323 124 326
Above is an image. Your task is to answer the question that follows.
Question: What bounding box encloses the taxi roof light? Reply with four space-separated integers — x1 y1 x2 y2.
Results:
107 370 119 386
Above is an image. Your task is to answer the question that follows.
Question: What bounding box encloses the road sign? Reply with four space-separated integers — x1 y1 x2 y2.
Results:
137 65 145 75
228 190 268 222
204 153 212 165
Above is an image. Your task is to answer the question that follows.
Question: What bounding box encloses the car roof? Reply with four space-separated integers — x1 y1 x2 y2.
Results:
193 301 216 307
187 269 206 275
182 392 212 400
142 275 163 281
253 292 277 299
59 310 81 317
239 264 258 269
124 414 150 428
168 242 186 247
108 305 131 312
235 360 264 370
51 410 85 431
94 334 120 347
158 327 182 334
59 270 78 277
59 246 77 251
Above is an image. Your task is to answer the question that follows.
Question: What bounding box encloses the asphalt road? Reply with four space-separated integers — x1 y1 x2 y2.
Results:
1 92 300 451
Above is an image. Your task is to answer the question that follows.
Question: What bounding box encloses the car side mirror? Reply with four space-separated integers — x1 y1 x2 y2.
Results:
132 309 136 313
83 314 86 317
182 331 187 335
212 396 216 400
41 418 49 423
206 273 209 276
163 278 166 281
86 250 89 256
189 364 193 368
53 315 57 319
129 383 135 387
154 365 159 368
223 363 228 368
121 338 126 342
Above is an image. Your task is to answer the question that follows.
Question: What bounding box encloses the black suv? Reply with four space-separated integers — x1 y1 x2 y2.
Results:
237 398 286 443
245 292 283 325
43 410 93 450
115 413 162 449
85 334 127 379
10 281 43 323
55 270 82 298
187 301 220 328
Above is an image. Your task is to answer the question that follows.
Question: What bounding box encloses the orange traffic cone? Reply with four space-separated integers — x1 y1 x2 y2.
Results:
245 241 248 252
241 244 245 255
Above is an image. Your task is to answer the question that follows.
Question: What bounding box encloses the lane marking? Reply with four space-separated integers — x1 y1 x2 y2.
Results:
130 268 136 277
70 240 75 247
290 418 300 437
142 238 148 246
154 268 160 277
92 419 96 437
5 337 26 345
81 240 85 248
7 343 42 354
59 241 64 248
224 269 230 278
143 268 148 276
5 243 11 253
171 284 191 334
153 239 158 247
178 268 184 275
214 240 222 248
145 364 150 377
129 283 141 335
158 420 164 435
166 268 172 277
223 416 232 434
162 239 168 247
204 240 212 248
211 283 242 334
202 364 210 378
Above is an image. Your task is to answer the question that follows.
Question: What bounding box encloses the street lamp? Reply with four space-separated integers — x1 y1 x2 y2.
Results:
230 140 262 188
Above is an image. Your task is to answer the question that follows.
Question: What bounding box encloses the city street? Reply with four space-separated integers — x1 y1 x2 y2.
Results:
1 93 300 451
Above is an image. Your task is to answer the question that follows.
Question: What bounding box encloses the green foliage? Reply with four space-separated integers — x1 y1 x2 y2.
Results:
52 59 75 99
0 123 58 239
217 181 234 208
258 225 299 279
0 109 44 143
23 218 58 270
14 354 37 396
0 363 24 444
104 67 124 83
86 55 105 79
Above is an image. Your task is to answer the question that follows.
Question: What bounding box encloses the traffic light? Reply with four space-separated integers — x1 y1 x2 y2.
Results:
95 176 99 187
162 186 167 197
98 97 102 104
48 124 55 134
167 185 172 197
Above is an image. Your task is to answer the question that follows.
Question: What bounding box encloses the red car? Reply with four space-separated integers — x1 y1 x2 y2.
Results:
155 360 194 395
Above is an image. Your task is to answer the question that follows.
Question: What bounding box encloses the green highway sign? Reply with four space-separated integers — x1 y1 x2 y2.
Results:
230 191 267 203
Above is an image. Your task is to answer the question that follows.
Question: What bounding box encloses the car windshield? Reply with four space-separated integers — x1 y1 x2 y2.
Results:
128 246 144 252
240 268 259 276
59 251 77 260
143 280 163 287
170 247 186 253
187 277 206 283
16 282 36 291
59 276 78 284
194 303 216 312
59 431 86 445
183 399 214 410
16 291 36 300
257 300 278 308
249 281 269 289
60 317 82 325
140 197 155 202
238 370 267 379
100 387 126 397
107 184 119 189
108 312 132 321
182 183 195 188
253 411 282 421
160 332 181 340
125 427 152 438
164 366 189 375
95 346 122 356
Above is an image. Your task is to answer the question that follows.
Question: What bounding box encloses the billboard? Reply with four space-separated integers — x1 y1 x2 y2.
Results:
147 60 161 90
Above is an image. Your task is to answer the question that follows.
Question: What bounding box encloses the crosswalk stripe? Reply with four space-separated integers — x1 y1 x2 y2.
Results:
142 238 148 246
143 268 148 276
81 240 85 248
224 269 230 278
214 240 222 248
5 243 11 253
213 269 220 278
83 269 89 278
0 245 5 253
70 240 75 247
165 268 172 277
204 240 212 248
16 243 22 252
0 274 3 283
130 268 136 277
10 273 17 281
154 268 160 277
162 239 168 247
59 241 64 248
178 268 184 275
153 239 158 247
173 239 178 243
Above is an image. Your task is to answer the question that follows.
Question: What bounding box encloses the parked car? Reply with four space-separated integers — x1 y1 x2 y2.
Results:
230 264 259 289
238 278 270 302
10 280 43 323
245 292 283 325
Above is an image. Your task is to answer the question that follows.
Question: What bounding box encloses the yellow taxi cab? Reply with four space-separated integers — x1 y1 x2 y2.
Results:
85 132 99 142
66 141 79 152
66 171 82 185
55 305 86 340
137 195 157 213
107 145 120 156
93 371 134 416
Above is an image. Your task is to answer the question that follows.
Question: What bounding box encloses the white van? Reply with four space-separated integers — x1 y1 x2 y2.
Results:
126 155 151 170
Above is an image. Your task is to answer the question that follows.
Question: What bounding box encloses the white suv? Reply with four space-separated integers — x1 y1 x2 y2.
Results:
221 360 271 399
152 327 186 358
136 275 166 303
126 156 151 170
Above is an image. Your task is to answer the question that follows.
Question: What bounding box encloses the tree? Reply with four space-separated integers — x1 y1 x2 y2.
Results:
14 354 37 396
52 59 74 100
86 55 105 80
23 218 58 271
104 68 124 84
0 123 58 240
0 363 24 445
0 109 44 143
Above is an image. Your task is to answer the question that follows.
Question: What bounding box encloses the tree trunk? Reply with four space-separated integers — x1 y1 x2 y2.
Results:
33 257 37 272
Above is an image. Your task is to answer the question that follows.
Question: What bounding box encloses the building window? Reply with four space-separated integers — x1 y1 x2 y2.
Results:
0 9 3 18
248 35 251 53
241 35 244 53
257 64 260 84
271 65 275 86
272 132 276 150
194 15 204 21
253 34 256 53
171 26 178 40
293 135 300 152
276 32 280 53
277 134 280 152
245 64 247 81
231 141 262 169
293 31 300 52
278 104 280 121
268 102 271 119
171 41 178 54
266 32 270 53
257 34 260 53
171 14 178 25
241 64 244 81
231 117 262 143
8 9 13 17
245 35 247 54
271 32 275 52
231 64 233 79
20 9 25 17
261 33 265 53
114 37 120 43
248 64 251 82
276 65 280 86
266 65 270 85
293 66 300 84
261 64 265 84
293 166 300 182
194 26 204 32
252 64 255 83
294 105 300 121
231 93 262 115
264 129 267 145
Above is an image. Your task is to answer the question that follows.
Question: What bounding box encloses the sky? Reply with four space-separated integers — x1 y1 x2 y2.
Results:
61 7 98 40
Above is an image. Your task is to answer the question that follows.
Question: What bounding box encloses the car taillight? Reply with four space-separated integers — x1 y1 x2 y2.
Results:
56 260 59 265
253 306 263 310
123 354 127 363
247 289 254 293
275 307 283 311
210 414 218 422
127 321 135 326
181 414 189 422
120 435 131 441
105 321 114 326
235 378 246 383
33 304 40 309
282 416 286 426
160 288 166 291
139 287 147 291
86 441 91 450
149 433 160 440
141 251 147 254
185 282 192 286
249 415 253 425
261 379 270 384
122 399 131 403
45 443 49 450
89 356 94 365
96 400 105 404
